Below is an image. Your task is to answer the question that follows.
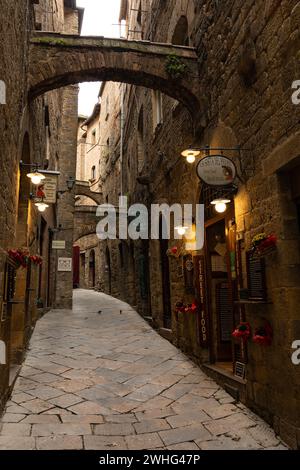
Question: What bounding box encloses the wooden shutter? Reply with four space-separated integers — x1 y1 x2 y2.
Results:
216 282 232 342
246 253 267 300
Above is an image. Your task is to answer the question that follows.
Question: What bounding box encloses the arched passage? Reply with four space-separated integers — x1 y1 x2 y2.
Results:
29 33 202 122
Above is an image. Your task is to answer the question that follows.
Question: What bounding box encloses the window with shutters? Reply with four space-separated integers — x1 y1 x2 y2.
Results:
246 253 267 300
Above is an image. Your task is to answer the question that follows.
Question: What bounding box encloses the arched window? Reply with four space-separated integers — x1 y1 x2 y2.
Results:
91 165 96 180
172 16 189 46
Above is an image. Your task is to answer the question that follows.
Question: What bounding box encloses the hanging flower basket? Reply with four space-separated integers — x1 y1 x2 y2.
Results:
30 255 43 266
185 302 198 313
167 246 179 257
175 301 186 314
8 250 42 268
253 322 273 346
8 249 30 268
232 322 251 342
251 233 277 257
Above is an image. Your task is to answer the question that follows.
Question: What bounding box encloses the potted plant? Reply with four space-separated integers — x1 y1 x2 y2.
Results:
253 322 273 346
251 233 277 257
232 322 251 342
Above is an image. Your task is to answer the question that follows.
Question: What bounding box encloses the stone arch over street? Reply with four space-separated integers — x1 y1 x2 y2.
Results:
75 181 102 206
29 33 202 121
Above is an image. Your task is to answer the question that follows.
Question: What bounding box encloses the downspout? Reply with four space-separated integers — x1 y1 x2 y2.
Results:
120 84 125 196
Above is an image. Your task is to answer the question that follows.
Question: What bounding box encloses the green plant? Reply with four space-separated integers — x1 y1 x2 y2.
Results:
165 55 188 80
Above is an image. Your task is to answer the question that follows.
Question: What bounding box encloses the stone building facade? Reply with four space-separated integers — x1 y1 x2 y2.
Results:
89 0 300 448
0 0 82 411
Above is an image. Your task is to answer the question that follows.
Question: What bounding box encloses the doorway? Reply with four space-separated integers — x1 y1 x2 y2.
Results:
159 217 172 329
205 218 234 363
89 250 96 288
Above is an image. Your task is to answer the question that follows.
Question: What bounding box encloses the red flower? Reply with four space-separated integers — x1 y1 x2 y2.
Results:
232 322 251 341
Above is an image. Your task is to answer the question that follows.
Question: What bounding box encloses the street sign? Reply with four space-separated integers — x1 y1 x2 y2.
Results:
58 258 72 272
52 241 66 250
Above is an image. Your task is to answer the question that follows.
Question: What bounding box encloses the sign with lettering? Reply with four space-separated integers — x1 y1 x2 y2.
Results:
194 256 209 348
58 258 72 272
196 155 236 186
52 241 66 250
36 172 59 204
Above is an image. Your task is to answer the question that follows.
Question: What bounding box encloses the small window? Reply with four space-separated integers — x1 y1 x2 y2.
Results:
91 166 96 180
91 129 96 146
105 96 110 119
152 91 163 130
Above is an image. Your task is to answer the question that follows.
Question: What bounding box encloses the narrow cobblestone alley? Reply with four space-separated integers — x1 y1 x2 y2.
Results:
0 290 287 450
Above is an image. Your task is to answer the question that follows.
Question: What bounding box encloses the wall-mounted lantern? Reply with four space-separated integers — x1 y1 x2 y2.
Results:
210 198 231 214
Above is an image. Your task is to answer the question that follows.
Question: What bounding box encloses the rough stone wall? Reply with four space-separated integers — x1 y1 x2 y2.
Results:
97 0 300 448
0 0 80 408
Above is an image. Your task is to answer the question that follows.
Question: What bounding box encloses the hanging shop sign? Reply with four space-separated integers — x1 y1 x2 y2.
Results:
196 155 237 186
36 171 59 204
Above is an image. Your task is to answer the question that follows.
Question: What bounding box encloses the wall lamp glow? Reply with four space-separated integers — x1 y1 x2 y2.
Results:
181 148 201 164
210 198 231 214
175 226 189 236
35 201 49 213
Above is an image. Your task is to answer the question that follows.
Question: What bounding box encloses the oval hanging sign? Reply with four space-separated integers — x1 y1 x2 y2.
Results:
196 155 237 186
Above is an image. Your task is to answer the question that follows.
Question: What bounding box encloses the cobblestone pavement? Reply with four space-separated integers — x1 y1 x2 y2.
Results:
0 290 288 450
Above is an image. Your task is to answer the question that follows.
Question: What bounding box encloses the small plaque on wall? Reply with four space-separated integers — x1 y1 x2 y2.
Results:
58 258 72 272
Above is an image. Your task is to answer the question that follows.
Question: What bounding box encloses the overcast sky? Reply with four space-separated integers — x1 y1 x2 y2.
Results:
77 0 121 117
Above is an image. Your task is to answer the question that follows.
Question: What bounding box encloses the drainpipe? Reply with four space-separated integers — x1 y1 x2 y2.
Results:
120 84 125 196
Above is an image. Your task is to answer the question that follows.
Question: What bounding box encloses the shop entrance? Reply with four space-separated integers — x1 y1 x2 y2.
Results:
201 186 238 371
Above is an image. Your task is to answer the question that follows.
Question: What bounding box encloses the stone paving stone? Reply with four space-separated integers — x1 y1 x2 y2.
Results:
22 415 61 424
134 418 171 434
159 424 212 446
105 414 137 424
135 407 176 421
94 423 135 436
151 374 182 387
26 385 64 400
1 423 31 436
61 415 104 424
30 373 60 384
0 413 26 423
0 437 36 450
5 404 31 414
14 378 38 391
10 392 35 404
32 423 92 437
84 436 127 450
68 401 112 415
49 393 83 408
197 432 262 450
168 442 200 450
36 436 83 450
166 410 210 429
21 399 55 414
162 383 195 400
133 396 173 412
203 413 256 436
204 404 238 420
125 433 164 450
75 386 114 401
19 366 42 377
51 379 94 393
